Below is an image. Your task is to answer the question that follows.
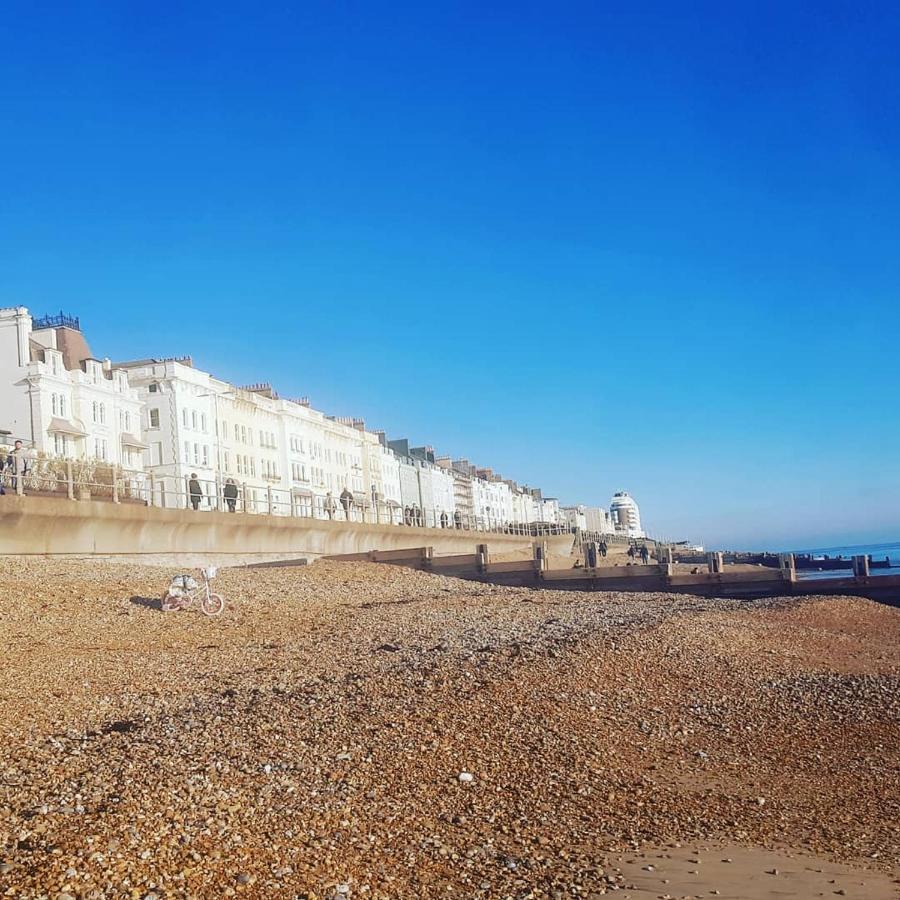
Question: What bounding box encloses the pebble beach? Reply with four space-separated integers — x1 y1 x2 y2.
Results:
1 558 898 899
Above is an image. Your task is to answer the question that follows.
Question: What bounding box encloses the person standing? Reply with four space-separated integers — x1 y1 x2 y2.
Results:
188 473 203 511
340 487 353 520
6 440 30 494
599 540 608 558
325 492 337 520
640 544 650 564
223 478 239 512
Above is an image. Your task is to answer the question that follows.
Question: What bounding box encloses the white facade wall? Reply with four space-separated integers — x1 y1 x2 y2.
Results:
0 308 144 468
537 497 561 525
123 359 373 513
472 478 513 528
423 464 456 523
397 458 422 513
584 506 613 534
561 505 588 531
510 490 538 525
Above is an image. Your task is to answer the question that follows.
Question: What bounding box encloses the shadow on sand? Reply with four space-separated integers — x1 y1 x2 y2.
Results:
129 595 164 612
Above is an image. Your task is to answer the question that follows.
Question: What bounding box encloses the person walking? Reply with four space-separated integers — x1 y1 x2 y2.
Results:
340 487 353 520
454 510 462 530
599 540 608 558
640 544 650 564
324 492 337 520
188 473 203 510
223 478 239 513
440 510 449 529
6 440 30 494
627 544 636 562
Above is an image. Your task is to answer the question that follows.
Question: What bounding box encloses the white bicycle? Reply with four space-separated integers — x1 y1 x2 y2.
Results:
162 567 225 617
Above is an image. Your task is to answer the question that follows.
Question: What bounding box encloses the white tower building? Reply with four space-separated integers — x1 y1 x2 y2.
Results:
610 491 644 538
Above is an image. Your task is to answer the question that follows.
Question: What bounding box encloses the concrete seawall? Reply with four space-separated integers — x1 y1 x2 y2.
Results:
0 496 573 561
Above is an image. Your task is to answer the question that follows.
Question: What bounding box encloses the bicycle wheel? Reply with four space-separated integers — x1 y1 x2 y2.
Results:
201 592 225 617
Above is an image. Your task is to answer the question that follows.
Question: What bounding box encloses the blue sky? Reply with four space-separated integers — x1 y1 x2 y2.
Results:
1 1 898 549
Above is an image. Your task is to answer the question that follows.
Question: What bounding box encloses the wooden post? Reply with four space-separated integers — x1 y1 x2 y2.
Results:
852 555 870 578
707 552 724 574
533 540 547 572
476 543 490 573
66 459 75 500
583 541 598 569
778 553 796 582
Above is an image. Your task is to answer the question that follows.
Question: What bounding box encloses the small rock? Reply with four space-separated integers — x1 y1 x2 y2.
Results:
458 772 475 783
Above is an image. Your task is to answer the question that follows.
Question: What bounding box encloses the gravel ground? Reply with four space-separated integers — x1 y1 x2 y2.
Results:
0 558 898 899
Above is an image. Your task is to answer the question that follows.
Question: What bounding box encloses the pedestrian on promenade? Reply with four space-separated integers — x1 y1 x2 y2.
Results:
599 540 608 558
440 510 449 528
188 473 203 511
325 492 337 520
627 544 636 562
223 478 239 513
6 440 30 494
340 487 353 520
640 545 650 564
454 510 462 530
403 506 411 526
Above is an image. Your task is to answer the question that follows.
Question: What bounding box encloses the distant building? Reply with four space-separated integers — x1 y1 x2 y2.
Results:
610 491 644 537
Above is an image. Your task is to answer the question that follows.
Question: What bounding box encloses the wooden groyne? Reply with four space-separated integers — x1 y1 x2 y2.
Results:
323 544 900 604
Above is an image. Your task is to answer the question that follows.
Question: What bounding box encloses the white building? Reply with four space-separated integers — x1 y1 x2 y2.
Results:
584 506 614 534
471 475 513 530
610 490 644 537
116 357 377 515
561 505 587 531
0 308 146 469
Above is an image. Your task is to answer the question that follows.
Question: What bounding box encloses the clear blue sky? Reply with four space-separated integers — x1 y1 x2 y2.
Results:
1 1 898 549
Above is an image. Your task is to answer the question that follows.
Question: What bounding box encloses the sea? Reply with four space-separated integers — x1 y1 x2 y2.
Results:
789 541 900 580
790 540 900 562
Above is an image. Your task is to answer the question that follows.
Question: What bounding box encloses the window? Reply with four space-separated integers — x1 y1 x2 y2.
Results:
99 404 106 425
193 443 200 465
149 408 160 428
50 355 60 375
192 411 198 429
152 442 163 466
250 457 256 476
51 394 59 416
92 401 98 423
124 411 131 432
94 438 107 460
224 451 230 472
53 434 68 456
201 413 207 433
60 396 66 417
184 441 191 464
183 409 189 428
202 445 209 466
149 382 159 393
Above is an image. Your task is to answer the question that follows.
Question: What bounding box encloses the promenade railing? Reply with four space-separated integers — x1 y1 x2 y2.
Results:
1 456 571 538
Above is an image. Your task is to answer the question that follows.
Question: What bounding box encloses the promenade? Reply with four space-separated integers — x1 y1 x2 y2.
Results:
1 558 898 897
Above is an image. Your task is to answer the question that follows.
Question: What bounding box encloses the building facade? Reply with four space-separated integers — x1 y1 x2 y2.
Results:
0 308 145 469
